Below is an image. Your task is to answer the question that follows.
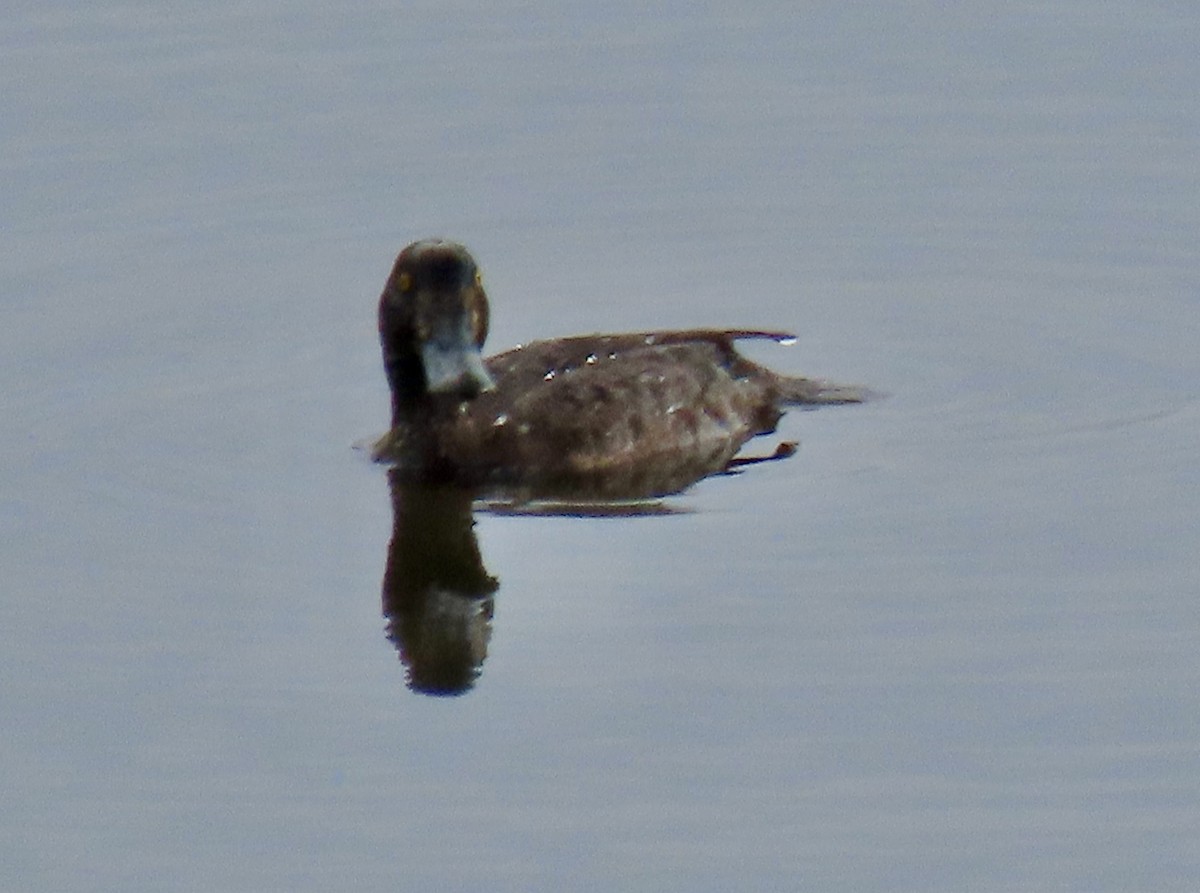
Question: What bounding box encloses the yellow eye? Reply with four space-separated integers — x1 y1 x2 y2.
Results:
474 271 483 287
397 271 412 292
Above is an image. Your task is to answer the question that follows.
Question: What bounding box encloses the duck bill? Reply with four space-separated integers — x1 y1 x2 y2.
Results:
421 320 496 397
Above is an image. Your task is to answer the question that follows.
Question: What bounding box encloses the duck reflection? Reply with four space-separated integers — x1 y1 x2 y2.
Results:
381 472 498 696
380 447 804 696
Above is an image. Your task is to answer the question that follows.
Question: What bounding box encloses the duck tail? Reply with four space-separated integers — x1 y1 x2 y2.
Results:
776 374 877 406
718 332 877 406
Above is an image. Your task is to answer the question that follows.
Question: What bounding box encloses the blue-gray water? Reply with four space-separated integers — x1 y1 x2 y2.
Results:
3 2 1198 890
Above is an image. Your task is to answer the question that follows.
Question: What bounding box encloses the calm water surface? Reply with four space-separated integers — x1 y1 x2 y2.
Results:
3 2 1199 890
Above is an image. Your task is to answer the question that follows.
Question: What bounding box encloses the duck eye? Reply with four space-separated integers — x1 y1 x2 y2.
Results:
397 272 413 292
474 271 483 287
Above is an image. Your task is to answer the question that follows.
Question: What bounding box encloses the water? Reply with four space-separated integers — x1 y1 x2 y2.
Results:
3 2 1199 890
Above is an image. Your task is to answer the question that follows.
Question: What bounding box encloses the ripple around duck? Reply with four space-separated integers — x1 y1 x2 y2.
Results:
849 296 1200 459
894 384 1200 454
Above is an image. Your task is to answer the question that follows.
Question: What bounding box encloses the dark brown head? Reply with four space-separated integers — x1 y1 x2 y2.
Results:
379 240 496 417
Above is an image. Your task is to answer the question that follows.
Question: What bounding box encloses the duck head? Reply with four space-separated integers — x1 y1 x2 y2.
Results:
379 240 496 418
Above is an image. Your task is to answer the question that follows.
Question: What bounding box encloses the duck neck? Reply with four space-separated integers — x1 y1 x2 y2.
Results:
383 348 431 425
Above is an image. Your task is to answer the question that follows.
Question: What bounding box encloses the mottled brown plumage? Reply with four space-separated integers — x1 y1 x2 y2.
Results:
372 239 867 499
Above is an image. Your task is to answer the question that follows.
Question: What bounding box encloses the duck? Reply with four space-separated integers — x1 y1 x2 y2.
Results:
371 239 867 499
